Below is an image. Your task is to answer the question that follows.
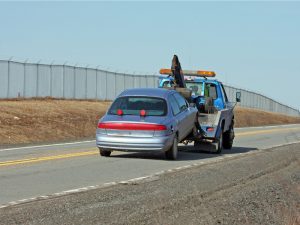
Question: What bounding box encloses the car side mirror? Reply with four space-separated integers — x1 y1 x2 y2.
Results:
236 91 241 103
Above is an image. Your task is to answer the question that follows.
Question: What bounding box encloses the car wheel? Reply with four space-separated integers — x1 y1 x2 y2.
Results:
165 136 178 160
223 127 234 149
215 131 223 154
99 148 111 157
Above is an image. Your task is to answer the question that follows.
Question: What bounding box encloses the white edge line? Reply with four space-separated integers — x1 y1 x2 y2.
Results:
1 140 299 210
235 123 300 130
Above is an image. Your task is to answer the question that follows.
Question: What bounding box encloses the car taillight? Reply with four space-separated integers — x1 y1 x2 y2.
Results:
117 109 123 116
140 109 146 117
97 122 167 131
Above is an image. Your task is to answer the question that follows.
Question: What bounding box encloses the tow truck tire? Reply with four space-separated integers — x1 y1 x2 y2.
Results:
165 136 178 160
99 148 111 157
215 131 223 154
223 127 234 149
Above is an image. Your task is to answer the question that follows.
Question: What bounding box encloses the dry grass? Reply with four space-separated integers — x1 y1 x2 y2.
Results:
0 100 299 146
235 107 300 127
0 99 111 146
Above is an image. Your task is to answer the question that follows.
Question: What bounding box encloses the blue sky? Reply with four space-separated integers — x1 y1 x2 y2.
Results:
0 1 299 110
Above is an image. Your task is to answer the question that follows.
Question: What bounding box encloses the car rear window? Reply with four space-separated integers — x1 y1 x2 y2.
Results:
109 96 167 116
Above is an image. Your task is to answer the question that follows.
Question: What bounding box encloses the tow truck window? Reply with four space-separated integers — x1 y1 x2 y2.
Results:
162 80 174 88
221 84 229 102
109 96 167 116
185 82 202 95
205 83 217 99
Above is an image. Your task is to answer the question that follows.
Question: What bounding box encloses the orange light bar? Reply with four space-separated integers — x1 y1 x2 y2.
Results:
160 68 216 77
196 71 216 77
159 68 172 75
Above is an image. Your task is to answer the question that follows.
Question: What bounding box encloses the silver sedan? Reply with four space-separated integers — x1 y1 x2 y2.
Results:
96 88 198 160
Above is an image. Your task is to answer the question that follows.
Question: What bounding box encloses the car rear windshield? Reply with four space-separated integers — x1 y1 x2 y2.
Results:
109 96 167 116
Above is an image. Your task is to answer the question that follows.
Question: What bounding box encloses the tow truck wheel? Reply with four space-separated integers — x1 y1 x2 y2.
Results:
215 131 223 154
165 136 178 160
223 127 234 149
99 148 111 157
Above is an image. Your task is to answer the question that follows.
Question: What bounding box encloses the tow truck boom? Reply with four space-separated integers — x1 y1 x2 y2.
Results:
159 55 186 88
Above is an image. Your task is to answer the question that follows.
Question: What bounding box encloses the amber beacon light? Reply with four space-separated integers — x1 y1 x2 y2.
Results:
160 69 216 77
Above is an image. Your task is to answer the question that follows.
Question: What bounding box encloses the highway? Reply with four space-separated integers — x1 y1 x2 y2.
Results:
0 124 299 208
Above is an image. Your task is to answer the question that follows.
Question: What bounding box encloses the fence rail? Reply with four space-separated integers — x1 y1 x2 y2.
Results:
0 59 299 117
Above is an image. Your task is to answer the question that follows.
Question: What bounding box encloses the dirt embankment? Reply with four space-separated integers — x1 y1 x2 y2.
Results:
0 99 299 146
235 107 300 127
0 99 110 146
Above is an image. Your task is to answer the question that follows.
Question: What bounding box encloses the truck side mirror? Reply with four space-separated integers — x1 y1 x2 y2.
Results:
236 91 241 103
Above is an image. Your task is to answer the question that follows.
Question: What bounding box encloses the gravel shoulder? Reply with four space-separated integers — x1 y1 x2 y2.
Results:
1 143 299 225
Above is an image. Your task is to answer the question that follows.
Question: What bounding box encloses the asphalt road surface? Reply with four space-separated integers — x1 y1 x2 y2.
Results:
0 124 299 208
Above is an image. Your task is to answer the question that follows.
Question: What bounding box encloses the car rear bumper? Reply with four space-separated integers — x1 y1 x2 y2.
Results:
96 133 174 152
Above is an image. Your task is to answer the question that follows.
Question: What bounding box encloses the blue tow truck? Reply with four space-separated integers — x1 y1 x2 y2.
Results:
159 55 237 153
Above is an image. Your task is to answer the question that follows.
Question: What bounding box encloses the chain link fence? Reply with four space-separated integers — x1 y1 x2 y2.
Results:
0 59 299 117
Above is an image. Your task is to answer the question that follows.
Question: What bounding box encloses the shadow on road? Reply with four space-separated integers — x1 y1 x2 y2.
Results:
110 145 258 161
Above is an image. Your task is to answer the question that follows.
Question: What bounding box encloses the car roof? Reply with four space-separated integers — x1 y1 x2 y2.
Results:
119 88 175 99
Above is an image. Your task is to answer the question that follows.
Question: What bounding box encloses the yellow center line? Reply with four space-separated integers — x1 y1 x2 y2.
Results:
0 151 98 167
236 127 300 137
0 127 299 168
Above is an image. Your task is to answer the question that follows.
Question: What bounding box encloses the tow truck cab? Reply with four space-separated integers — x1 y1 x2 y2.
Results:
159 75 231 111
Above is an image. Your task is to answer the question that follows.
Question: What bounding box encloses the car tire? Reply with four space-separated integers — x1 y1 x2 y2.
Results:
165 136 178 160
223 127 234 149
99 148 111 157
